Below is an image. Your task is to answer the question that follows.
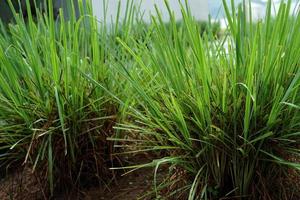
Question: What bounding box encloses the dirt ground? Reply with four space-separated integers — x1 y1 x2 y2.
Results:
83 168 166 200
0 166 46 200
1 156 299 200
0 167 167 200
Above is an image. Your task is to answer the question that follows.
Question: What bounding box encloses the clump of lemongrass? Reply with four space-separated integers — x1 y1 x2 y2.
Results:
0 0 140 196
109 0 300 199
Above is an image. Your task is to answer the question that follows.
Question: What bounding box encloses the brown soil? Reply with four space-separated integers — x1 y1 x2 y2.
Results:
82 168 167 200
0 167 167 200
0 165 46 200
284 147 300 200
1 152 298 200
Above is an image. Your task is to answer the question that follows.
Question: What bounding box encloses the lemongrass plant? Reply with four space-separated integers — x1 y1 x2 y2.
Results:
111 0 300 199
0 0 142 196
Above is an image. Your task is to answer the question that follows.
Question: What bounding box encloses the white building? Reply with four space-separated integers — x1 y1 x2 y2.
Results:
91 0 209 23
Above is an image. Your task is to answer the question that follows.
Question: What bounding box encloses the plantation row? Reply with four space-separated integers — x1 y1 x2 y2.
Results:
0 0 299 199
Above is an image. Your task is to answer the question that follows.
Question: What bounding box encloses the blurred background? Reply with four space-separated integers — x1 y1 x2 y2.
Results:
0 0 299 26
92 0 299 24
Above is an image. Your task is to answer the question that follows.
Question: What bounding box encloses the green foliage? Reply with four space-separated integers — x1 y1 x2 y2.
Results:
0 0 299 199
0 0 140 196
111 0 300 199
